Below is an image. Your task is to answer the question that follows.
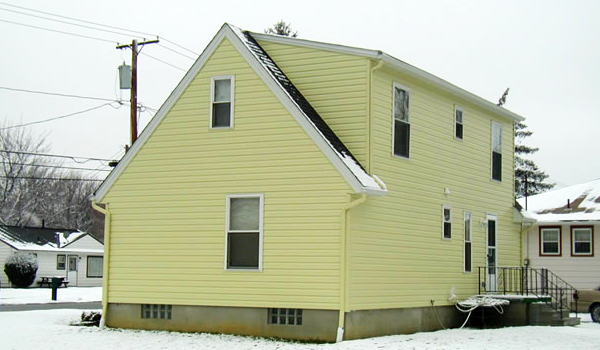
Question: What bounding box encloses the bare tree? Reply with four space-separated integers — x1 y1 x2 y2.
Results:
0 121 104 239
265 20 298 37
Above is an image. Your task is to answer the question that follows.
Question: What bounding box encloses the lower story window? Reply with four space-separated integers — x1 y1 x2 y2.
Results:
572 226 593 256
87 256 103 277
268 308 302 325
142 304 172 319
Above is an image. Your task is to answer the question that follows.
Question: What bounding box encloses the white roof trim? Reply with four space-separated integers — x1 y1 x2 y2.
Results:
253 32 524 123
93 23 386 201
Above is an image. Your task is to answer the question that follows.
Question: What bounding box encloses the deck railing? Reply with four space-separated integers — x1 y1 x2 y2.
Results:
477 266 578 319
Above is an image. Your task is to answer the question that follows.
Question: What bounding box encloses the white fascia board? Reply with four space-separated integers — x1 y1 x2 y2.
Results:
253 32 524 123
92 24 232 202
227 26 385 196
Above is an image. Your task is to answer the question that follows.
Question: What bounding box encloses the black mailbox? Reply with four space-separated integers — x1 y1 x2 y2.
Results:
51 277 64 300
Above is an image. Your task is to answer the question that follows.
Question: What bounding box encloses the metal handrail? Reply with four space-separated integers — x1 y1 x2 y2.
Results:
478 266 578 319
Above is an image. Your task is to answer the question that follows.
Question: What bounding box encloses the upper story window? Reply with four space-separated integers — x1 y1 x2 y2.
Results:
540 227 561 256
491 122 502 181
226 194 263 270
454 106 464 140
442 206 452 239
211 76 234 128
571 226 594 256
393 83 410 158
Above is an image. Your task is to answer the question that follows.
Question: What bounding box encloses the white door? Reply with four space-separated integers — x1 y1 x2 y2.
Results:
67 255 78 286
486 215 498 292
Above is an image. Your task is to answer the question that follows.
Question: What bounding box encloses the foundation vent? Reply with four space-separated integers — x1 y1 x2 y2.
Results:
268 308 302 325
141 304 172 319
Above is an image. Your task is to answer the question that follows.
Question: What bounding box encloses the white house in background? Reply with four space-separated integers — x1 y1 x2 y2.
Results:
517 178 600 290
0 225 104 287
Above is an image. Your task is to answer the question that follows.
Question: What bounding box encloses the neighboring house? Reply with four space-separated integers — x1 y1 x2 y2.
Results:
518 178 600 290
0 225 104 287
91 23 524 342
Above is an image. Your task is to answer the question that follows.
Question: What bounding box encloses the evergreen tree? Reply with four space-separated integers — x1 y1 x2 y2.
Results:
515 121 554 197
265 20 298 37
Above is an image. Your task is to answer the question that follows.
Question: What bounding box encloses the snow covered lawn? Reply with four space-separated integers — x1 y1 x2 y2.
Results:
0 308 598 350
0 286 101 304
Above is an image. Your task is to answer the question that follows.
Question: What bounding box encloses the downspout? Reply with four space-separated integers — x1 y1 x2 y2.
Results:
367 59 384 174
91 201 111 328
337 194 367 342
520 222 533 267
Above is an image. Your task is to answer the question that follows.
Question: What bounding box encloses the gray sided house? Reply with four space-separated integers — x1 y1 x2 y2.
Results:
0 225 104 287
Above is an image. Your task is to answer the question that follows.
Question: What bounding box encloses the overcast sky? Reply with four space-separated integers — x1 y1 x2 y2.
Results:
1 0 598 187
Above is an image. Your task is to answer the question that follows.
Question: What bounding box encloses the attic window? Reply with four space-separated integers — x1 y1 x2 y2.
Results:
210 76 234 128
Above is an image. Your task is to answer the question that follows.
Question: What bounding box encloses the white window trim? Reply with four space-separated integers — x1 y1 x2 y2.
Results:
442 205 452 240
210 75 235 129
454 105 464 141
224 193 264 271
464 211 472 273
491 121 503 182
392 82 411 159
571 227 593 256
540 227 561 256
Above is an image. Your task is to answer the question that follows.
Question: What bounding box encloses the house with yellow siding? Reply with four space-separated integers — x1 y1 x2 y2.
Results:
91 23 525 342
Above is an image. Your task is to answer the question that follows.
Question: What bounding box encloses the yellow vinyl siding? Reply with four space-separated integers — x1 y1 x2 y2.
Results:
348 66 520 310
257 40 369 166
102 38 351 310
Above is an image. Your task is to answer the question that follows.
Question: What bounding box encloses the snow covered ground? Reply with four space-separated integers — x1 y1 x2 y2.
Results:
0 286 101 304
1 287 599 349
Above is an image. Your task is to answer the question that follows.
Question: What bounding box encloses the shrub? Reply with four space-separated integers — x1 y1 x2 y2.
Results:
4 252 39 288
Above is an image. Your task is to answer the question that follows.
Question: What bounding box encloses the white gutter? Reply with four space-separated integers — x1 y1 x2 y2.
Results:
91 201 111 328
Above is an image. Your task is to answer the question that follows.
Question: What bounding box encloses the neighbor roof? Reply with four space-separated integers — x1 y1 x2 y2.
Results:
0 225 101 252
93 23 387 201
517 178 600 222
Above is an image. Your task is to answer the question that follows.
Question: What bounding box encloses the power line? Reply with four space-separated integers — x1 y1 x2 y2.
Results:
0 18 116 43
0 1 154 38
0 2 198 55
157 43 196 60
0 150 114 163
0 86 118 102
0 102 122 130
0 6 146 40
0 175 103 182
140 52 187 72
0 161 111 172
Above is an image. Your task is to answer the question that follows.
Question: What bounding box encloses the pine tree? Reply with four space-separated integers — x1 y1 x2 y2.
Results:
515 121 554 197
264 20 298 37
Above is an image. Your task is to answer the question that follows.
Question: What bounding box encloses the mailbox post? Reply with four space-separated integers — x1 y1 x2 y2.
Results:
51 277 64 301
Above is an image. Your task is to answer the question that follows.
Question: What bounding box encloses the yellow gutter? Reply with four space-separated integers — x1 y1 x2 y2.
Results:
366 59 384 174
337 194 367 342
91 201 111 327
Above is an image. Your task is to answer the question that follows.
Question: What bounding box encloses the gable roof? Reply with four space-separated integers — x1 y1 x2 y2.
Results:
92 23 387 201
251 31 525 123
0 225 102 252
517 178 600 223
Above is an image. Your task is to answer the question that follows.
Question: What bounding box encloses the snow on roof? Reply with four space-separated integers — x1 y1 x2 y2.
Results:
517 178 600 222
0 225 92 252
229 25 384 193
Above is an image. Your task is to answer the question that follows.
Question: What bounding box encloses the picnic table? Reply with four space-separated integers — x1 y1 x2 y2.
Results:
38 277 69 288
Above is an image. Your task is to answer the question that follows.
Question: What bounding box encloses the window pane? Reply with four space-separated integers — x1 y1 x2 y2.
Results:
394 120 410 157
543 242 559 254
492 151 502 181
455 109 463 123
487 220 496 247
465 242 472 272
443 208 451 222
230 197 260 231
574 230 591 242
464 214 471 241
455 123 463 139
394 87 409 122
212 103 231 127
543 230 559 242
575 242 591 254
214 79 231 102
444 222 451 239
228 232 259 268
492 124 502 152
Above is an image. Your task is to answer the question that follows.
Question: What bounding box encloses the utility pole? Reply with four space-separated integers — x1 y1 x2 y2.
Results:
116 38 159 146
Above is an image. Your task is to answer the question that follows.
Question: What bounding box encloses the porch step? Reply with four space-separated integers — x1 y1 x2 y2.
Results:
529 303 580 326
